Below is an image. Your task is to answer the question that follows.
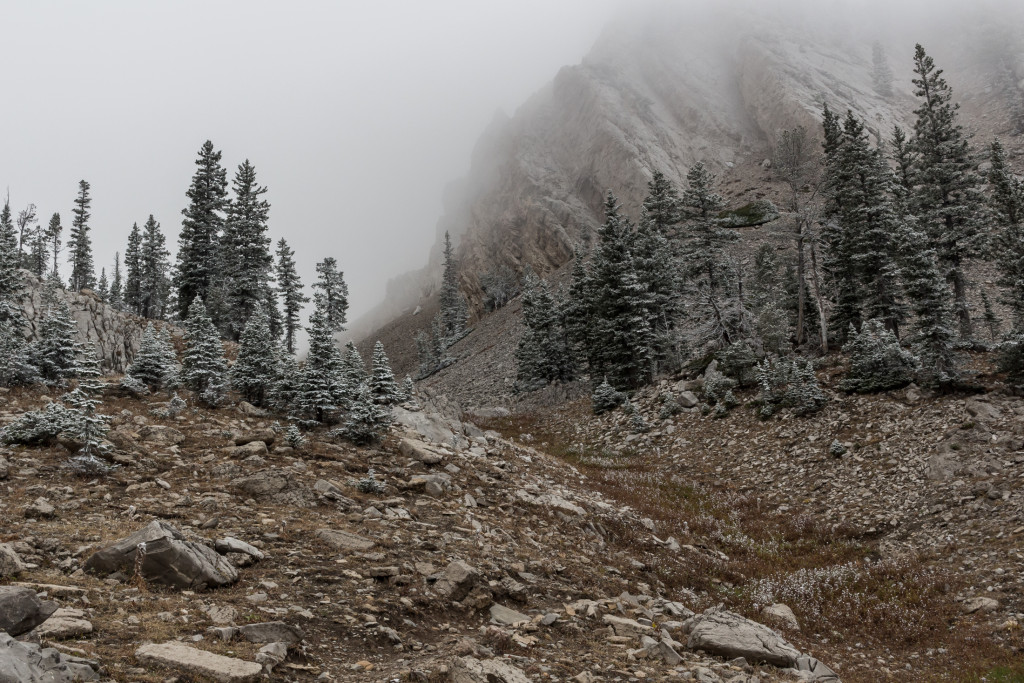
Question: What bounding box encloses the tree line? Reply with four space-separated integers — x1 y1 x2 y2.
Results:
514 44 1024 412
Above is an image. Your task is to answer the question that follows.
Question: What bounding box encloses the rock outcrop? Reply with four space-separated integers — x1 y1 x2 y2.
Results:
16 270 178 373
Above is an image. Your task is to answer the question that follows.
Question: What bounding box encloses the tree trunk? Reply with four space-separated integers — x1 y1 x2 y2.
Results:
795 220 806 345
809 241 829 354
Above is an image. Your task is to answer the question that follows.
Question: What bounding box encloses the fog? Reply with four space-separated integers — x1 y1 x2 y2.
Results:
2 0 1021 327
0 0 618 322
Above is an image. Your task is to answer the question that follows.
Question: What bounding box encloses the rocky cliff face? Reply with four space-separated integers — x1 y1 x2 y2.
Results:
16 271 177 374
355 2 1024 347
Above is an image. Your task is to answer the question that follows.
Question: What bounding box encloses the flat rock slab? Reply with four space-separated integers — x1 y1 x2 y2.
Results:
489 604 530 626
34 608 94 639
135 641 261 682
683 607 800 667
215 537 265 561
449 656 531 683
0 632 99 682
84 520 237 590
236 621 303 644
0 586 58 637
316 528 375 551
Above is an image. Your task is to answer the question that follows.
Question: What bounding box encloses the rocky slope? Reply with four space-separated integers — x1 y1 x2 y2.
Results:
0 383 854 682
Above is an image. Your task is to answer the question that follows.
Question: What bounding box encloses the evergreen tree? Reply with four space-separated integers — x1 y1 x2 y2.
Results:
230 305 278 407
96 268 109 302
871 41 894 97
275 238 308 354
32 289 84 383
890 127 916 217
295 307 346 423
821 110 905 340
681 162 734 291
900 230 959 386
515 271 575 389
312 257 349 333
591 377 624 415
981 289 1002 343
910 44 986 339
563 246 595 366
368 341 401 405
582 193 654 389
68 180 96 292
123 223 143 315
0 200 22 326
642 170 683 235
45 213 62 282
401 376 414 401
437 231 468 345
181 298 228 403
128 323 177 389
16 204 38 267
109 253 124 311
27 213 49 278
340 341 367 403
338 382 391 445
221 160 274 340
840 319 919 393
139 215 171 319
176 140 228 321
271 351 302 413
989 139 1024 329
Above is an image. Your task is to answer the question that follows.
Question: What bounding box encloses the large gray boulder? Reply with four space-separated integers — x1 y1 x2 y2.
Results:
448 656 531 683
0 632 99 682
682 608 801 667
83 520 238 590
0 544 27 578
0 587 58 637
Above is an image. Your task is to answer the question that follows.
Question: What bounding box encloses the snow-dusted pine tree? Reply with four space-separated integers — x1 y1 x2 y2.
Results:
45 213 62 283
67 180 96 292
338 382 391 445
32 288 84 384
910 44 986 339
900 231 959 387
181 298 228 404
109 252 124 311
96 268 109 303
275 238 308 354
123 223 143 316
515 271 575 390
840 319 919 393
591 377 624 415
989 140 1024 330
340 341 367 404
871 41 894 98
295 307 346 423
437 231 468 346
368 341 401 405
0 206 38 386
221 160 275 341
230 306 279 407
128 323 178 389
312 257 349 333
175 140 228 321
139 215 171 319
401 375 414 402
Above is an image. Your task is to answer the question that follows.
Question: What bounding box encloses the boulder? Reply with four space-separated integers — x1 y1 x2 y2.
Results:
236 621 303 644
33 608 93 640
83 520 238 590
448 656 531 683
214 537 265 561
963 596 1000 614
229 441 269 458
232 468 312 507
135 641 261 682
313 479 357 507
0 455 8 480
315 528 375 551
489 604 530 626
434 560 480 601
794 655 841 682
0 587 58 637
763 603 799 631
393 406 457 445
677 391 699 409
965 397 1001 422
137 425 185 446
24 498 56 519
0 543 27 578
0 632 99 682
232 429 276 446
682 608 800 667
399 437 444 465
602 614 653 638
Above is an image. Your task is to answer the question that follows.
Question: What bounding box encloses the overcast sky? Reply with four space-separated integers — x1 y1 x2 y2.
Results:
0 0 619 322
